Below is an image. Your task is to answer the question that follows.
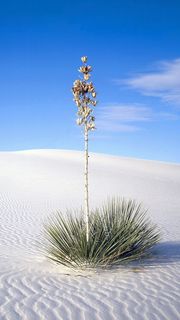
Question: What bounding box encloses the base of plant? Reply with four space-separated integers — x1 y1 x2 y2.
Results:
44 198 160 269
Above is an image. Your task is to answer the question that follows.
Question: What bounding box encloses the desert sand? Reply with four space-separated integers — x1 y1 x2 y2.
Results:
0 149 179 319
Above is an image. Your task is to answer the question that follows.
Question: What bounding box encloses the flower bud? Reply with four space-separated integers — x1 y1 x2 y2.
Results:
84 74 90 81
92 100 97 106
89 122 96 130
76 118 83 125
75 100 81 107
92 92 96 98
81 56 87 63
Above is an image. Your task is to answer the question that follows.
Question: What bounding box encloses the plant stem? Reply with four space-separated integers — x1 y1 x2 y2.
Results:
84 122 89 242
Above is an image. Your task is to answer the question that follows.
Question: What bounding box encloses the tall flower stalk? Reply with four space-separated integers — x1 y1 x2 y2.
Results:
72 56 97 242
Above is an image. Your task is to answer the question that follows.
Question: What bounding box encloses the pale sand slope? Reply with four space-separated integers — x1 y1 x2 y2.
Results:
0 149 180 320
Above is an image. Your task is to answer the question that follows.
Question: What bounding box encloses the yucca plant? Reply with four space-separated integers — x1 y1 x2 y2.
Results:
44 198 160 269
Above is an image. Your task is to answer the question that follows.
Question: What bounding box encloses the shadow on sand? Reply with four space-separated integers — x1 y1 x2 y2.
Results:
109 242 180 274
142 241 180 266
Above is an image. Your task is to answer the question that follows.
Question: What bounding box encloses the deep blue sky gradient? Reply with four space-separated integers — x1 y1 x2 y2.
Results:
0 0 180 162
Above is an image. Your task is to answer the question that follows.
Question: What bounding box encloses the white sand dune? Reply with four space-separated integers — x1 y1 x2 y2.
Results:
0 149 180 319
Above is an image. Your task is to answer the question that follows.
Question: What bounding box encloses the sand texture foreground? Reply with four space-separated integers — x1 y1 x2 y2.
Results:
0 149 180 320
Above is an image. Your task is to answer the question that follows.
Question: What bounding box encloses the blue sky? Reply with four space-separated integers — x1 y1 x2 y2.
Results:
0 0 180 162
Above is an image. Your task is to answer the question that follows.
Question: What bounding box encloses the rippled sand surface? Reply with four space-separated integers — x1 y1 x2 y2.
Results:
0 150 179 319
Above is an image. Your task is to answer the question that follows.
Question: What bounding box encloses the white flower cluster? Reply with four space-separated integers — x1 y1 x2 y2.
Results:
72 56 97 131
